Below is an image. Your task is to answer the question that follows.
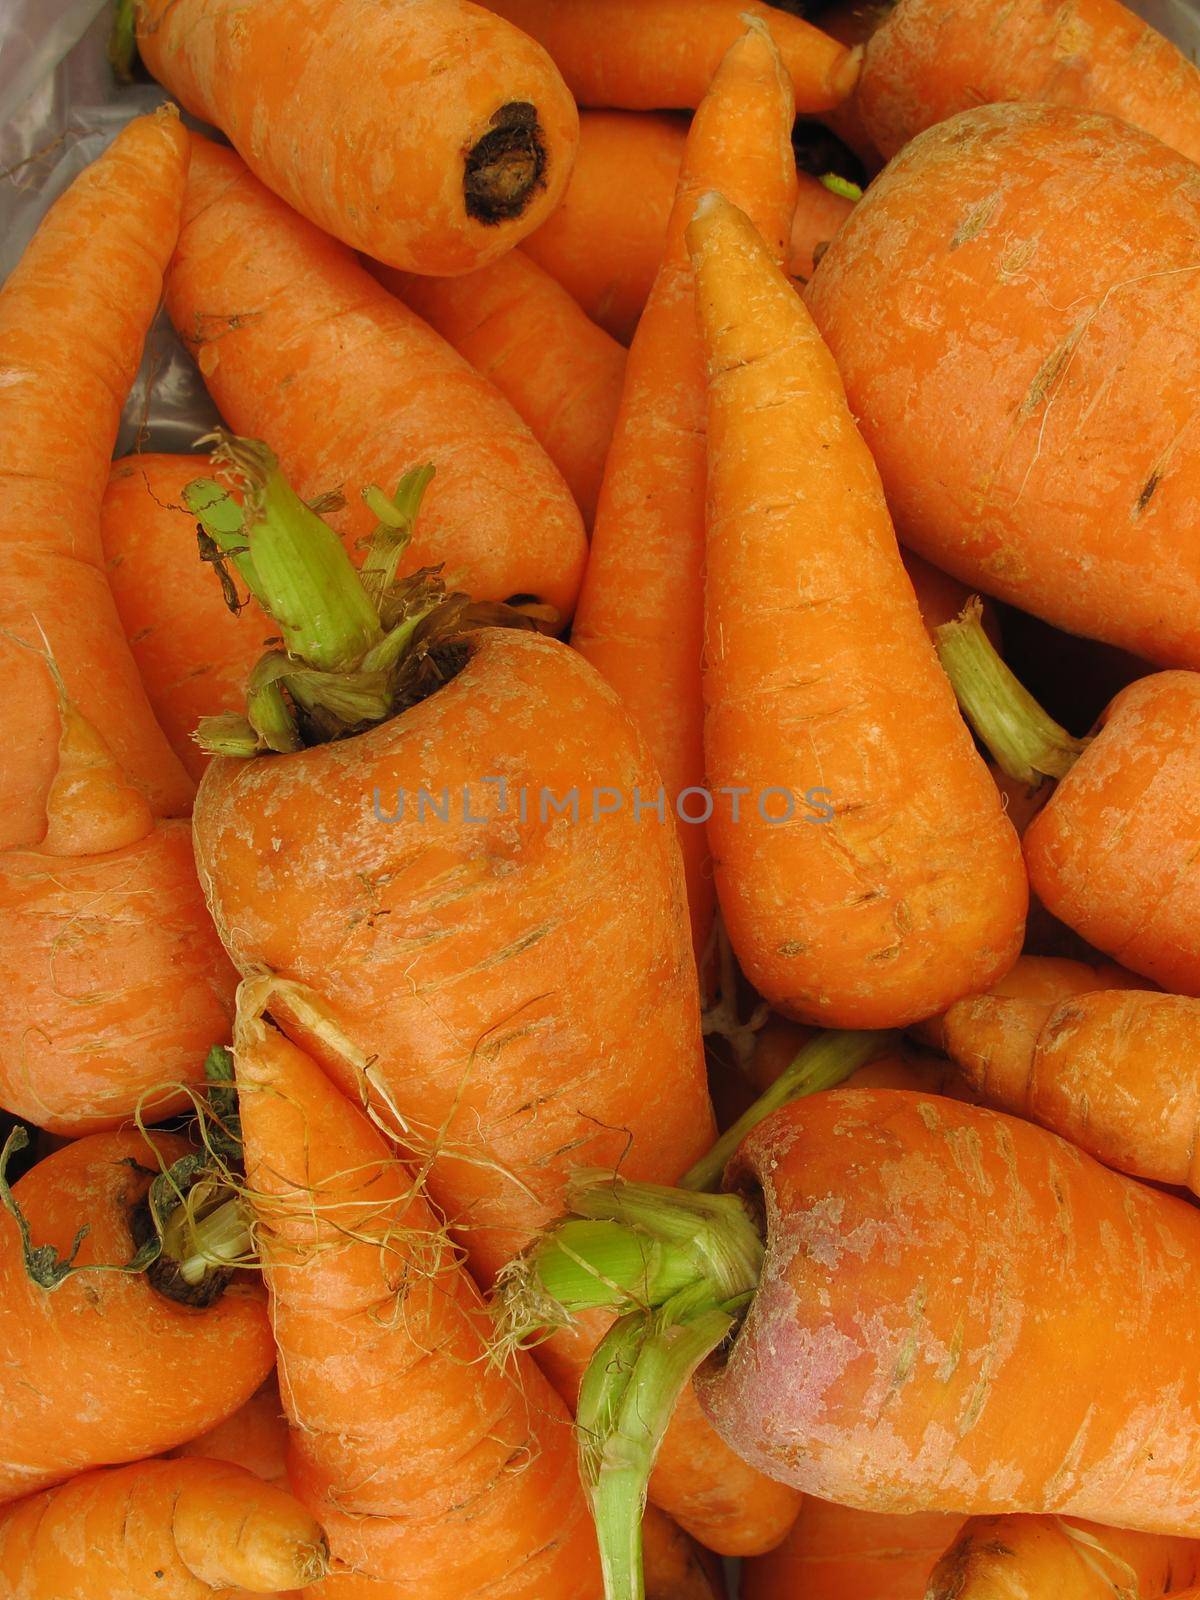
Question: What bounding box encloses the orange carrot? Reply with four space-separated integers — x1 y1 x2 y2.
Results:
0 1127 273 1505
0 1458 327 1598
858 0 1200 163
642 1505 727 1599
128 0 579 273
0 108 193 852
484 0 859 113
234 995 603 1595
742 1500 964 1600
687 191 1026 1026
166 135 587 625
173 1377 290 1487
373 250 626 527
925 1514 1200 1599
788 172 855 281
572 20 800 965
803 0 887 170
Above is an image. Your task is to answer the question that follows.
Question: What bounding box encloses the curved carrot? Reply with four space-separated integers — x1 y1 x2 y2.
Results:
742 1499 964 1600
166 135 587 626
687 191 1025 1026
131 0 578 274
572 20 800 964
806 105 1200 669
926 1513 1200 1599
0 1128 273 1505
484 0 859 113
0 1458 327 1598
858 0 1200 162
374 251 626 527
0 108 193 851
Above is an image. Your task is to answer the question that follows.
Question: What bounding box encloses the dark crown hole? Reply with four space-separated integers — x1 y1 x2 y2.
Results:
465 102 548 224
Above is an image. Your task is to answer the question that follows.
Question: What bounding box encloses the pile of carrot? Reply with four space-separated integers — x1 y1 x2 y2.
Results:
7 0 1200 1594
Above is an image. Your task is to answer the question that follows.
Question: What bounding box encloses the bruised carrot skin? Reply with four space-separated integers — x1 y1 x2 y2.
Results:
688 194 1026 1027
741 1499 963 1600
374 251 626 527
806 106 1200 670
925 1513 1200 1600
0 1131 274 1505
134 0 579 274
701 1090 1200 1530
858 0 1200 162
102 454 272 783
0 1458 327 1599
0 110 193 851
166 136 587 624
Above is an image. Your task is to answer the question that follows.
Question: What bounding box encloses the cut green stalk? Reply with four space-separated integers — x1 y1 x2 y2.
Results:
821 172 863 201
935 598 1089 786
681 1027 896 1193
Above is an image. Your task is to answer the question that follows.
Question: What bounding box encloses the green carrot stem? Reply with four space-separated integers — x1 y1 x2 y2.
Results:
935 598 1089 786
108 0 138 81
821 172 863 201
681 1027 895 1193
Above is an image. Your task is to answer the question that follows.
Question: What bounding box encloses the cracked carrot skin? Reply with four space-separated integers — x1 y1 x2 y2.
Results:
235 1008 602 1596
925 1513 1200 1599
166 136 587 624
700 1089 1200 1530
857 0 1200 163
942 987 1200 1189
0 1458 327 1599
741 1498 963 1600
0 109 193 852
0 1130 274 1506
806 105 1200 669
484 0 858 113
688 194 1026 1028
133 0 579 274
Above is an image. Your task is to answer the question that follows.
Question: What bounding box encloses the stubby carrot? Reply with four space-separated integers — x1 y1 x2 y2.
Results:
0 108 193 851
374 250 626 527
0 1127 272 1505
485 0 859 113
166 136 587 627
858 0 1200 162
127 0 578 273
572 21 800 964
742 1500 964 1600
926 1514 1200 1599
0 1459 327 1599
807 105 1200 669
687 191 1025 1027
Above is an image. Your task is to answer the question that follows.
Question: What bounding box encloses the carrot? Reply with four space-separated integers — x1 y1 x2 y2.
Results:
857 0 1200 163
926 1514 1200 1599
483 0 859 114
788 172 856 281
234 994 603 1595
803 0 887 170
642 1505 726 1600
806 104 1200 670
0 1458 327 1598
0 107 193 852
942 987 1200 1190
102 454 272 783
0 695 238 1135
372 250 626 527
741 1499 964 1600
126 0 578 274
166 135 587 627
687 191 1026 1027
0 1126 273 1505
173 1377 290 1487
571 21 800 966
936 602 1200 993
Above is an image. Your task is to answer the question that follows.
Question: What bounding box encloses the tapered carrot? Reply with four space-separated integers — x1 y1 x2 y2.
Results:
0 1459 327 1598
926 1514 1200 1599
374 251 626 527
127 0 578 274
234 995 603 1595
741 1500 963 1600
0 108 193 851
687 192 1026 1026
166 136 587 626
484 0 859 113
572 21 800 964
0 1127 273 1505
858 0 1200 162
